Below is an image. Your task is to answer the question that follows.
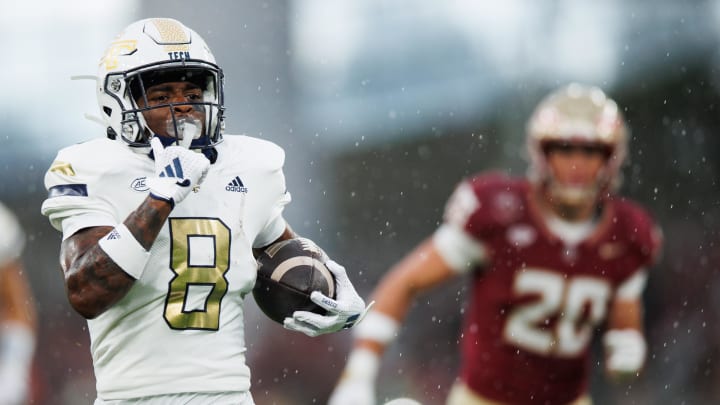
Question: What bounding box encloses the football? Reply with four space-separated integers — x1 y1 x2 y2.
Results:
253 238 336 324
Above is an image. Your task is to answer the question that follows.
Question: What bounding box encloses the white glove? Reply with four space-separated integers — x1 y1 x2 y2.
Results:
147 136 210 207
604 329 646 375
0 323 34 405
328 348 379 405
283 259 369 337
0 373 28 405
329 376 375 405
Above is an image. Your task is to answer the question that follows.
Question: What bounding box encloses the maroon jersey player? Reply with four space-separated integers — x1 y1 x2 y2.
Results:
330 83 663 405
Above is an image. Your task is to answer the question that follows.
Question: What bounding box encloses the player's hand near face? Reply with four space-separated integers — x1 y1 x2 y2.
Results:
147 136 210 207
283 260 370 337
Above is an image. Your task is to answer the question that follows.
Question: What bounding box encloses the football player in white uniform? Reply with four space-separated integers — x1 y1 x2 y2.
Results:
0 202 36 405
41 18 367 405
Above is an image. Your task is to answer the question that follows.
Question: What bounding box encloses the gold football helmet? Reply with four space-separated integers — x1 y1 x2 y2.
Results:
526 83 628 202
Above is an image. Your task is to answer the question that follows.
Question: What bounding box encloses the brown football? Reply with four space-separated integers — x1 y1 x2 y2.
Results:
253 238 336 324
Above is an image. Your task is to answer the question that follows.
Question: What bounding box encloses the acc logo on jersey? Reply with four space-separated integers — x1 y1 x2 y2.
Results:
492 191 522 224
131 177 149 192
506 224 537 248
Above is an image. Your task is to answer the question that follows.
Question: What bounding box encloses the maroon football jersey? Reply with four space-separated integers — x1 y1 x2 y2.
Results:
445 173 661 405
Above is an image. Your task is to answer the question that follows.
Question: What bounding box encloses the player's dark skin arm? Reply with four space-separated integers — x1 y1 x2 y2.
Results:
60 196 172 319
252 226 296 259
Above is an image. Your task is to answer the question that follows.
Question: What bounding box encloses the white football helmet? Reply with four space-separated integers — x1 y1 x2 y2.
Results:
97 18 224 153
526 83 628 202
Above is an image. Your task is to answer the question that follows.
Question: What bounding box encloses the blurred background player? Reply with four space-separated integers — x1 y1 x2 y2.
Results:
329 83 663 405
0 202 36 405
40 18 367 404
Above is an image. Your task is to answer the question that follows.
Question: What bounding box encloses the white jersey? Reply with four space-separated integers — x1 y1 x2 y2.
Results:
0 202 24 267
41 135 291 400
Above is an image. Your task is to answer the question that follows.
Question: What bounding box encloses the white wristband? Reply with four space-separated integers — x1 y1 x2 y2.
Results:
353 310 400 345
0 322 34 404
604 329 646 373
344 347 381 381
0 322 34 373
98 224 151 279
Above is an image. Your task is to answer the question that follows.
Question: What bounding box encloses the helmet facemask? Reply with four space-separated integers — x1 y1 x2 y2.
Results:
105 62 224 150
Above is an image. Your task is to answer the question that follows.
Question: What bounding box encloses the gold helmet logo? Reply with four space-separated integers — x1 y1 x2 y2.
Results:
100 39 137 71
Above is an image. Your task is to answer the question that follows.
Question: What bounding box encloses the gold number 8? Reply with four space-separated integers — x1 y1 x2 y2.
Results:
164 217 231 330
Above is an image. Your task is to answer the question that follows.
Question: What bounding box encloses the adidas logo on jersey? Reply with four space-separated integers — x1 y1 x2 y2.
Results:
106 229 121 240
226 176 248 193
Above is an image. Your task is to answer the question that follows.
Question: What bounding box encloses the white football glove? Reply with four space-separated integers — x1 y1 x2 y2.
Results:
0 373 28 405
329 375 375 405
328 348 379 405
147 136 210 207
0 324 34 405
283 259 370 337
604 329 647 375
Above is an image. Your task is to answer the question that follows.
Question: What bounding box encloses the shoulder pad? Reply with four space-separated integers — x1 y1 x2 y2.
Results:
444 172 526 240
219 135 285 172
42 139 133 231
45 139 133 190
612 199 663 265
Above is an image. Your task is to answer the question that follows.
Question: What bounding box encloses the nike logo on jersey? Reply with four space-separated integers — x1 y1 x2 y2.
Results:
226 176 248 193
599 242 626 260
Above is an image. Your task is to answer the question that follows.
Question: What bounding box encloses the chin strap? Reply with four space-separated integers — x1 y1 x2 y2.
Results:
200 145 218 164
